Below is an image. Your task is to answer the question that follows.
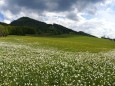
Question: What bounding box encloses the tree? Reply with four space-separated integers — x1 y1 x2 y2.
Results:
0 25 9 36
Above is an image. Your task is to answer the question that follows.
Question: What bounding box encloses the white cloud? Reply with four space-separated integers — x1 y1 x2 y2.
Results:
0 0 5 5
0 0 115 38
71 0 115 38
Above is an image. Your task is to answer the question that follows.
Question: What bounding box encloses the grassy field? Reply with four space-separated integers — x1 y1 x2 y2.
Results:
0 35 115 52
0 35 115 85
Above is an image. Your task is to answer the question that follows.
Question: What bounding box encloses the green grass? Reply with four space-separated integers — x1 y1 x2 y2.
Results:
0 35 115 52
0 35 115 85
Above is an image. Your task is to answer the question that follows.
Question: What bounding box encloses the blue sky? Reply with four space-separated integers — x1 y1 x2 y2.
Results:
0 0 115 38
0 13 4 21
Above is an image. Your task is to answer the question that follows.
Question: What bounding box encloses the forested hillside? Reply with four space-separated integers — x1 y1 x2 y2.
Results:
0 17 95 37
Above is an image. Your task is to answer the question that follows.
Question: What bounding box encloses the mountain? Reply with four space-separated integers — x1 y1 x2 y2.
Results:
11 17 47 27
0 17 95 37
0 22 8 26
10 17 95 36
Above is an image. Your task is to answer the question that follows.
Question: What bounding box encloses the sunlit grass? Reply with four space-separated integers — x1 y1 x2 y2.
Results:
0 35 115 52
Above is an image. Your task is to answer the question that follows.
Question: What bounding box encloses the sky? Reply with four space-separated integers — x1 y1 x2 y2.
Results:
0 0 115 38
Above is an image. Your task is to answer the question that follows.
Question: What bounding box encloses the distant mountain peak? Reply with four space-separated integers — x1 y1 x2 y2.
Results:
9 17 96 37
13 17 38 22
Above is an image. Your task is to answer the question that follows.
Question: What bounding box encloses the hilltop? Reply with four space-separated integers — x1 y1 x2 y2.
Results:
0 17 95 37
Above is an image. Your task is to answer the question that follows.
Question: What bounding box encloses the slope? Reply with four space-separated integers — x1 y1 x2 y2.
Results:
10 17 95 36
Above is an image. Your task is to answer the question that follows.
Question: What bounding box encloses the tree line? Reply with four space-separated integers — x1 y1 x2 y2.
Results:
0 25 73 36
0 24 95 37
0 25 37 36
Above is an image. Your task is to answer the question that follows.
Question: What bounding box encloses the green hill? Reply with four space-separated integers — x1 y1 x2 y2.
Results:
9 17 95 36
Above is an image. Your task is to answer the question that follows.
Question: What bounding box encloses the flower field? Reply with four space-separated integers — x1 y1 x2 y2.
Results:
0 36 115 86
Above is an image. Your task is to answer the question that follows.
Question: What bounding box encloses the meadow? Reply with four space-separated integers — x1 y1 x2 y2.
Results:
0 35 115 86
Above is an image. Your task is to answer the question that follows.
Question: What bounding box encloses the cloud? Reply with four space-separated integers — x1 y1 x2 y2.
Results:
0 0 105 23
5 0 104 12
1 0 106 18
0 0 115 38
